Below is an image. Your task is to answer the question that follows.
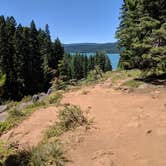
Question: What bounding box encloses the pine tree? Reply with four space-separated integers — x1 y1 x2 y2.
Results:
116 0 166 75
59 53 72 81
13 24 26 99
28 20 43 94
0 16 67 100
3 16 17 98
0 16 7 99
50 38 64 72
0 16 7 74
38 24 53 89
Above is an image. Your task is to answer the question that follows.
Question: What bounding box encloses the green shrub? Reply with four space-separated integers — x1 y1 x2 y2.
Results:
26 101 46 109
0 141 15 165
29 142 67 166
87 66 103 82
0 72 6 97
21 96 32 103
58 105 87 130
48 92 62 105
0 122 12 136
122 80 143 88
9 108 25 119
5 100 19 109
45 105 88 139
2 142 67 166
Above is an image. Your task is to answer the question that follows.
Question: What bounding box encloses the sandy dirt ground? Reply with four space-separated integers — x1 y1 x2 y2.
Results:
1 81 166 166
1 106 58 148
61 84 166 166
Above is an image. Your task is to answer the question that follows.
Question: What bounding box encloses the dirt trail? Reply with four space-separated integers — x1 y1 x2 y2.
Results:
62 84 166 166
1 106 58 148
0 81 166 166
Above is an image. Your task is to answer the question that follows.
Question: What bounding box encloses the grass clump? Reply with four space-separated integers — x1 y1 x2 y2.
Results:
107 69 141 84
122 79 143 88
28 142 67 166
86 66 104 83
0 141 16 165
1 141 67 166
45 105 89 139
48 92 62 105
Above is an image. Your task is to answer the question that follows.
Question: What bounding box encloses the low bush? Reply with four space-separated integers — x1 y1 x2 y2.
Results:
122 79 143 88
0 141 15 165
1 141 67 166
86 66 103 83
48 92 62 105
45 105 89 139
103 69 142 84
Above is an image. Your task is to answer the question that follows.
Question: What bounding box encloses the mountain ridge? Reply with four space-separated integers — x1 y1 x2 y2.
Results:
63 42 119 53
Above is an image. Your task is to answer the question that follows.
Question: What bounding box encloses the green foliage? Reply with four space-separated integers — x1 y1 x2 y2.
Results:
0 16 64 100
122 80 143 88
45 105 88 139
116 0 166 76
58 105 88 130
59 52 112 82
8 108 25 119
0 141 16 165
87 66 103 82
48 92 62 105
0 72 6 98
110 69 141 83
0 141 67 166
28 142 67 166
0 73 6 87
0 121 12 135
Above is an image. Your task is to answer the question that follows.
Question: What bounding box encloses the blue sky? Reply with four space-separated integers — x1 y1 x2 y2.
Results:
0 0 123 43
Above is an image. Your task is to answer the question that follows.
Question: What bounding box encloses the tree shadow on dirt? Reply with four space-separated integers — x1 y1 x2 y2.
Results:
136 73 166 86
4 150 30 166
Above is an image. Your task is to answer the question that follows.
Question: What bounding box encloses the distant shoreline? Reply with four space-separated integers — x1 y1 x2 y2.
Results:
63 42 119 54
68 52 119 55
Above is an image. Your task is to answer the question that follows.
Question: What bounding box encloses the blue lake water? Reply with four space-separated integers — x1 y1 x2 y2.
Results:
107 53 120 70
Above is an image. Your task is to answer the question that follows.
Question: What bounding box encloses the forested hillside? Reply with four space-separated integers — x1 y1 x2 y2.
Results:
59 52 112 81
0 16 112 101
116 0 166 75
0 16 64 101
64 43 119 53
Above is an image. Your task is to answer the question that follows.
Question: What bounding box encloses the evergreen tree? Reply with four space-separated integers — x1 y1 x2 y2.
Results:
0 16 67 100
3 16 17 98
0 15 113 101
59 53 72 81
59 52 112 81
116 0 166 75
28 20 43 94
50 38 64 71
0 16 7 99
13 24 26 99
0 16 7 74
88 55 95 71
38 24 53 89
